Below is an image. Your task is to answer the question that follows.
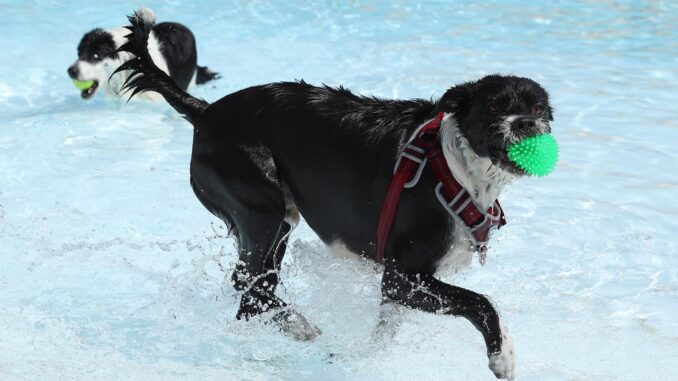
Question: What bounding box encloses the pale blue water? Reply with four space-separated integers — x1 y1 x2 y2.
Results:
0 1 676 380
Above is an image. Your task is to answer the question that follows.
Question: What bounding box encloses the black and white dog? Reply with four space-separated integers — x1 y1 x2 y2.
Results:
67 8 218 100
115 11 555 380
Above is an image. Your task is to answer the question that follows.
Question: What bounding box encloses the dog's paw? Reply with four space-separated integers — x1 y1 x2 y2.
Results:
488 320 515 380
271 308 322 342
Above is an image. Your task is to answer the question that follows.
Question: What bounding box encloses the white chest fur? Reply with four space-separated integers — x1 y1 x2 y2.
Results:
438 114 516 211
436 113 516 273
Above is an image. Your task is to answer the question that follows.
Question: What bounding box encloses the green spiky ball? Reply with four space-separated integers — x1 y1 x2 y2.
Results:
507 134 559 176
72 79 94 91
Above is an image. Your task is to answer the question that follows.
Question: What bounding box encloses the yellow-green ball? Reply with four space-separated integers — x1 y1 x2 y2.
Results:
72 79 94 91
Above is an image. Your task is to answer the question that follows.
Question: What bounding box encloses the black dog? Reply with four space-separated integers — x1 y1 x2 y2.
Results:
115 11 555 380
68 7 218 100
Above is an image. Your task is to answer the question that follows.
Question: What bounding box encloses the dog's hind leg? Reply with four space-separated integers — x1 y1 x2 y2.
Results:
231 219 290 316
381 260 515 380
190 145 319 340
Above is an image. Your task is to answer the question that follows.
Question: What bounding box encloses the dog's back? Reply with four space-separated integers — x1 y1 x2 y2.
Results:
152 22 197 89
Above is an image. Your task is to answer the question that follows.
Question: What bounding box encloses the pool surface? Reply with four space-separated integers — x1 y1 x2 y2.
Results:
0 1 676 380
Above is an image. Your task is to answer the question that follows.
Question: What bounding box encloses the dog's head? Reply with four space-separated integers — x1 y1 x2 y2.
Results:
67 28 121 99
435 75 554 176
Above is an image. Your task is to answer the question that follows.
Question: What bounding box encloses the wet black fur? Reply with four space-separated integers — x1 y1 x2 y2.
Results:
115 11 553 377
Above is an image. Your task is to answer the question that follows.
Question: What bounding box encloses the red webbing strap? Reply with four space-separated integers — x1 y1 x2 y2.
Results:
427 144 507 254
428 147 485 226
375 113 444 262
375 158 417 263
375 111 508 263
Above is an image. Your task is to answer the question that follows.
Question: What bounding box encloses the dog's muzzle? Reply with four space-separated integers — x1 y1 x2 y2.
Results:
67 64 79 79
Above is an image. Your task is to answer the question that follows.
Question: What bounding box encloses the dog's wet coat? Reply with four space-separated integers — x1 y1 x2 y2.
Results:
114 10 555 380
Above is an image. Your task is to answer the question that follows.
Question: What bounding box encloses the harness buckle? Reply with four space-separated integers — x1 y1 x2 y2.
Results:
393 143 427 188
435 183 504 260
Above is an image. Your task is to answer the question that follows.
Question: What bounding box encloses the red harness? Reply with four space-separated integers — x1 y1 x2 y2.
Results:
375 112 506 263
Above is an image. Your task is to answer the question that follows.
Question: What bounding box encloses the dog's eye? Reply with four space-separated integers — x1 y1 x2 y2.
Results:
93 54 99 60
532 105 544 115
489 103 499 112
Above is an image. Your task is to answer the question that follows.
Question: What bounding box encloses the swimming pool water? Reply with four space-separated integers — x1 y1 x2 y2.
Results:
0 1 676 380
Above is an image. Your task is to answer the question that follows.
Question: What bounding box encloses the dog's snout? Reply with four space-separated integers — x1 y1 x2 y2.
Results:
67 65 78 78
512 117 536 132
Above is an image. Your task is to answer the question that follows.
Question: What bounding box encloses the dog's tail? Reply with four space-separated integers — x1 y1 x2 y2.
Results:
134 7 156 26
196 66 220 85
112 9 209 123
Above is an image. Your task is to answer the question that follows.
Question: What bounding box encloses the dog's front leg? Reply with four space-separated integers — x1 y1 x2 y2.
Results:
381 260 515 380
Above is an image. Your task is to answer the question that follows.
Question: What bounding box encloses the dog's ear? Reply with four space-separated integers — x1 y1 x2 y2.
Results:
434 80 477 120
548 106 555 121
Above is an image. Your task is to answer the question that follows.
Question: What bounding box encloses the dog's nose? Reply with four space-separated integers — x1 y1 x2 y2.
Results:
67 65 78 78
512 117 536 132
